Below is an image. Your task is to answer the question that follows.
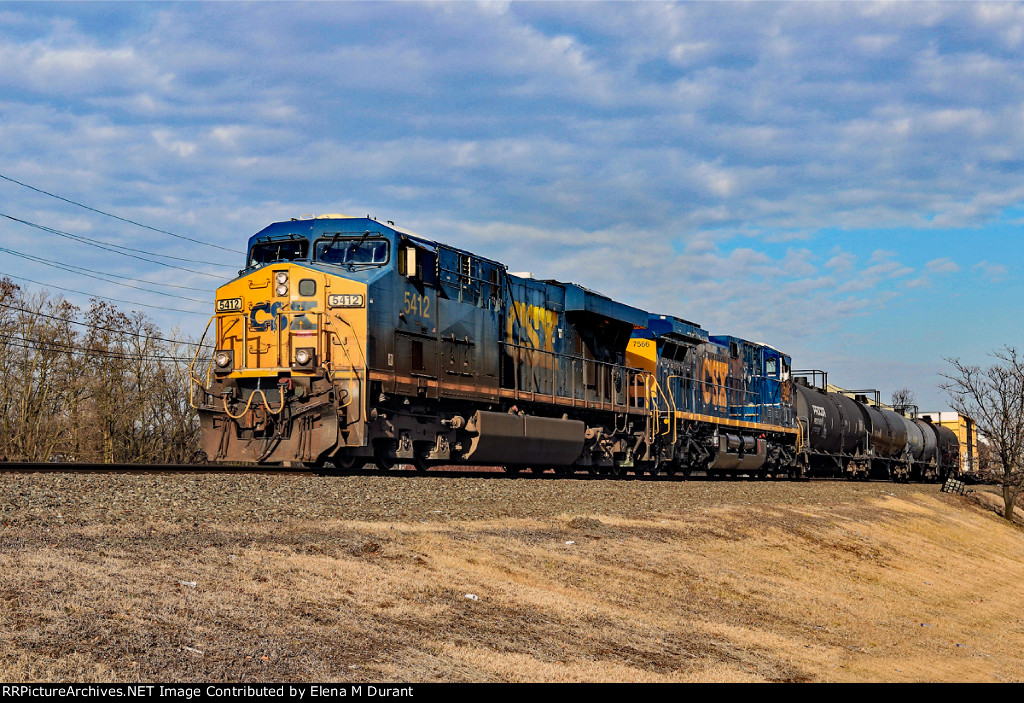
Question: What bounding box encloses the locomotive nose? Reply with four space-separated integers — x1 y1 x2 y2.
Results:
196 262 370 465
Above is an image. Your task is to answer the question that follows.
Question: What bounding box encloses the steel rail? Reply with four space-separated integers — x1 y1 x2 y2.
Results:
0 461 311 475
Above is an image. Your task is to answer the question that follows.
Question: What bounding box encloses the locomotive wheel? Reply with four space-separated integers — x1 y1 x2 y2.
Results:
373 441 397 471
411 455 430 473
335 454 366 470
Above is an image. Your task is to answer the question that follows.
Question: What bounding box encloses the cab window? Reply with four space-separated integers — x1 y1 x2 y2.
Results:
249 239 309 267
315 237 389 267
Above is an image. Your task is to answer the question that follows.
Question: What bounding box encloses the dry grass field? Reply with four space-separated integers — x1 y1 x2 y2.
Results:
1 472 1023 683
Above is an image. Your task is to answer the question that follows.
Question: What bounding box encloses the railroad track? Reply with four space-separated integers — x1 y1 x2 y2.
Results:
0 461 310 475
0 460 841 482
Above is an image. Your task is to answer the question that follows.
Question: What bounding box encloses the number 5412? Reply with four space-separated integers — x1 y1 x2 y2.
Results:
403 291 430 318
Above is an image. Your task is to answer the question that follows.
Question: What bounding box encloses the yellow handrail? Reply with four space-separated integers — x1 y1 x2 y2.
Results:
188 314 216 410
643 372 677 444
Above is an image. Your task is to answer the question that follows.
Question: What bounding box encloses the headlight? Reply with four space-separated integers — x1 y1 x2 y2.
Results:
276 283 289 296
292 347 315 369
214 350 233 369
275 271 289 284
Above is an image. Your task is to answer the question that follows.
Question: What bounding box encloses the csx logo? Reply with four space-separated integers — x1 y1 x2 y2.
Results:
250 301 284 332
249 301 318 332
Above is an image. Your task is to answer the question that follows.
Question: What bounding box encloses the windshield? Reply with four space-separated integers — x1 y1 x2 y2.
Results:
249 239 309 267
316 237 389 267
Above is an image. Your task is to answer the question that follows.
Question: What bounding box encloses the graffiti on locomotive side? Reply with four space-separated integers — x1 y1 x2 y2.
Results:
701 357 728 408
506 301 559 370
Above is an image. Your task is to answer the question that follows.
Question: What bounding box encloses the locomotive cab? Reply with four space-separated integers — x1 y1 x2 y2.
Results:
195 215 399 465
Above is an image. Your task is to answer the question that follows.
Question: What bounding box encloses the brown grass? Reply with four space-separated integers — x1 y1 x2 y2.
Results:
2 485 1023 682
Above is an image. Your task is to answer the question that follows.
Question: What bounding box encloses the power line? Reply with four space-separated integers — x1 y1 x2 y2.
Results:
0 270 209 316
0 246 212 304
0 333 200 364
0 213 235 275
0 246 215 293
0 171 241 254
0 299 213 350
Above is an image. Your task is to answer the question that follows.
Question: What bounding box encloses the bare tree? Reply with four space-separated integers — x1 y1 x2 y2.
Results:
941 346 1024 521
891 387 916 413
0 278 202 464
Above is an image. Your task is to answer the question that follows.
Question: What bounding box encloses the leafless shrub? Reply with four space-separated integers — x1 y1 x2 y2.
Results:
0 278 201 464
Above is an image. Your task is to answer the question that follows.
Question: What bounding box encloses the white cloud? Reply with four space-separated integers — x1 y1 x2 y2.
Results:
926 257 961 274
973 260 1009 281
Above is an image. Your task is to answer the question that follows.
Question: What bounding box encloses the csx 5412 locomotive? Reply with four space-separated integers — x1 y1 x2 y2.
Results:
192 215 962 480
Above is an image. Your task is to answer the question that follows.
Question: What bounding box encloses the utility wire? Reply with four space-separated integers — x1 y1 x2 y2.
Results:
0 247 212 304
0 246 215 293
0 171 241 254
0 270 209 316
0 333 201 364
0 299 213 350
0 213 235 275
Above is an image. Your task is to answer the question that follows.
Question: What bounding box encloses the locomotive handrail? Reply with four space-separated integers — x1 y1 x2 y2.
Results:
498 340 643 413
323 311 367 420
187 314 217 409
647 373 677 444
663 372 766 423
324 310 368 371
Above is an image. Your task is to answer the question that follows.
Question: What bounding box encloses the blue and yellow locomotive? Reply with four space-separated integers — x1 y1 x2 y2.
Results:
192 215 800 475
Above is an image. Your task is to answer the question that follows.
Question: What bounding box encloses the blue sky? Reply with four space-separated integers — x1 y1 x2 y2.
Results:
1 1 1022 410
